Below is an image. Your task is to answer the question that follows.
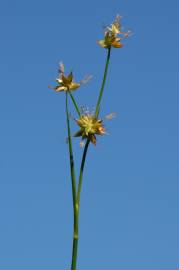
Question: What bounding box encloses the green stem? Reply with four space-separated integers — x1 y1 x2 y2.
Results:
71 202 79 270
77 139 90 205
70 47 111 270
95 47 111 117
65 92 79 270
69 90 81 117
65 92 76 206
69 46 111 197
76 48 111 205
71 237 78 270
71 139 90 270
71 48 111 269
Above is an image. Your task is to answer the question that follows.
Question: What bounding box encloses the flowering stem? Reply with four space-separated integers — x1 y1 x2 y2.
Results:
76 48 111 205
95 47 111 117
71 203 79 270
65 92 76 206
65 92 79 270
66 91 81 270
71 139 90 270
69 91 81 117
77 139 90 204
71 48 111 269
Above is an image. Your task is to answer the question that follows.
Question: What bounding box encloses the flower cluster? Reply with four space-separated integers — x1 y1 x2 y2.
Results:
49 62 91 93
98 15 131 49
50 15 130 145
74 113 106 146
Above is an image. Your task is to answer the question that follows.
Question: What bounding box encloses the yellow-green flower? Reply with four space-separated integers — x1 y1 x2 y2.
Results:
98 32 123 49
98 15 130 49
49 62 91 92
74 114 106 146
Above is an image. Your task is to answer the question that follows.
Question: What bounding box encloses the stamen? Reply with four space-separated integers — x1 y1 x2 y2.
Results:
105 112 116 120
58 62 65 74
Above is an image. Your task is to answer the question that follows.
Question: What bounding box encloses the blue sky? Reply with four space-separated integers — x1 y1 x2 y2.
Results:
0 0 179 269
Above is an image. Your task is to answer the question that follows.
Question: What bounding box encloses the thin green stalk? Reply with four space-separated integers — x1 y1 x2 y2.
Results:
76 48 111 204
95 47 111 117
69 90 81 117
71 47 111 270
73 49 111 268
76 139 90 205
71 139 90 270
65 92 76 206
65 92 79 270
71 202 79 270
71 237 78 270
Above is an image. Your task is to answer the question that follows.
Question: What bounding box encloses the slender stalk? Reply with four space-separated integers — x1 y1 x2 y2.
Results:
69 91 81 117
95 47 111 117
71 139 90 270
71 48 111 269
77 139 90 205
65 92 76 206
71 201 79 270
76 48 111 205
65 92 78 270
70 48 111 270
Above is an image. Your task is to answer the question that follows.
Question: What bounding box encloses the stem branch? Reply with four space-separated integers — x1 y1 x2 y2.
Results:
69 91 81 117
70 47 111 270
65 92 76 206
77 139 90 205
95 47 111 117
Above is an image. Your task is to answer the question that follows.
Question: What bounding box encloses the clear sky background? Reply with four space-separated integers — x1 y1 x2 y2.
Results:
0 0 179 269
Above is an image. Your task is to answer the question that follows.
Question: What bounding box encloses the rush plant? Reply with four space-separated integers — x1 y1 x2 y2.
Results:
49 15 131 270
